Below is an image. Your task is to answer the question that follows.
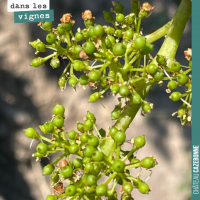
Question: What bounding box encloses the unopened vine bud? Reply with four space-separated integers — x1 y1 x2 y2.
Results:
169 92 182 101
24 127 39 139
134 136 146 148
44 121 55 133
111 84 120 94
126 15 135 24
33 152 44 158
41 21 52 32
139 10 148 19
46 32 56 43
131 93 142 104
140 157 157 169
43 164 55 175
138 182 150 194
146 64 157 75
50 57 60 68
89 92 101 102
104 26 115 35
131 158 140 164
77 122 84 132
31 57 45 67
177 73 188 85
35 42 46 52
167 80 178 90
141 42 153 54
142 102 151 113
114 29 123 38
116 13 125 23
29 39 40 48
170 61 181 72
58 76 67 91
68 76 78 87
61 22 73 31
156 55 166 65
177 106 186 118
111 107 121 120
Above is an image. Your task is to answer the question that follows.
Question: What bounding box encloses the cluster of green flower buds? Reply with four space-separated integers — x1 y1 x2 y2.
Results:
24 104 157 200
145 52 192 125
167 48 192 125
29 0 192 125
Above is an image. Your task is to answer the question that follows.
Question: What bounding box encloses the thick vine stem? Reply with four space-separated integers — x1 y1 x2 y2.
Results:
114 0 191 132
153 0 191 61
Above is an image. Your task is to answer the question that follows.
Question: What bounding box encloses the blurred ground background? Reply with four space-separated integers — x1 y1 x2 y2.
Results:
0 0 191 200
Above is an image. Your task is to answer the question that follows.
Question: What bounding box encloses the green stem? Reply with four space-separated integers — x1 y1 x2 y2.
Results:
110 142 116 159
66 31 71 46
93 123 102 138
125 51 129 66
97 169 111 180
129 53 141 65
145 20 172 44
186 94 192 110
130 77 145 84
99 62 111 72
129 52 136 60
83 195 90 200
137 18 141 33
52 153 66 165
125 173 140 183
110 178 118 194
144 55 146 68
47 149 65 153
39 135 54 143
57 193 67 198
43 52 57 62
183 68 191 74
117 73 125 84
70 64 74 75
66 53 74 63
125 162 141 170
61 131 68 141
88 64 104 70
116 145 120 160
130 68 145 72
122 146 138 162
100 85 110 95
104 172 117 185
61 62 71 76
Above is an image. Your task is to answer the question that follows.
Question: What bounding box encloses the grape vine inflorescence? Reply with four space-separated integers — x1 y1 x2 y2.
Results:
29 0 192 125
26 0 192 199
25 104 157 200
